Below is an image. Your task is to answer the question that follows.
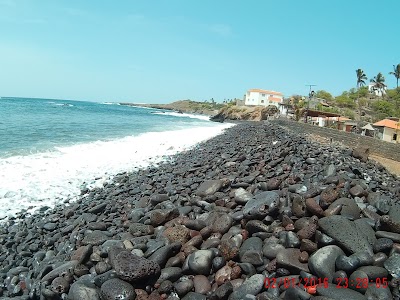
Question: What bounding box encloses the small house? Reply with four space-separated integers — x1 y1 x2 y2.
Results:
244 89 284 109
373 118 400 143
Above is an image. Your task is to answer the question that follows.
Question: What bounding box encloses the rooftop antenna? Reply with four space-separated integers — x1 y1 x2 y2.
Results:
304 84 317 123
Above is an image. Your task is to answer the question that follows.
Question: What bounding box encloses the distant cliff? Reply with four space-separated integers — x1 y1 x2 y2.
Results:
119 100 224 115
119 100 279 122
210 105 279 122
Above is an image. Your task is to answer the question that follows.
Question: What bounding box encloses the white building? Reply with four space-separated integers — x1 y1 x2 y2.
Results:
368 83 387 97
244 88 284 108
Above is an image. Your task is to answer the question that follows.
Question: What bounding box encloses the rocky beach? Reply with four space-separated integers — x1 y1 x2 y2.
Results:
1 122 400 300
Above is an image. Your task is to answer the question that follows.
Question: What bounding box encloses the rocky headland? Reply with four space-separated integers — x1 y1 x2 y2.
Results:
209 106 279 123
119 101 277 122
119 100 221 116
1 122 400 300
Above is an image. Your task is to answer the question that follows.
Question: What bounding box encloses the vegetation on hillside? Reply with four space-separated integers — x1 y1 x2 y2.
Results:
297 64 400 122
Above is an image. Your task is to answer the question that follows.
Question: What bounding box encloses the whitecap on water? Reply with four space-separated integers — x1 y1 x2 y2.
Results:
0 123 234 220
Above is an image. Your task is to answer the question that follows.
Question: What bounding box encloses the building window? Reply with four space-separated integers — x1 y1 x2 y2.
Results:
393 133 397 141
262 93 265 97
261 100 264 103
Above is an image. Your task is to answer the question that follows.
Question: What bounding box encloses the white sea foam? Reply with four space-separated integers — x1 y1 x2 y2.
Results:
152 111 211 121
0 123 234 220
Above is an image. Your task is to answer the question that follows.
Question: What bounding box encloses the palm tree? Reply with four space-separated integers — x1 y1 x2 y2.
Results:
356 69 367 88
389 64 400 89
370 72 386 96
356 69 367 128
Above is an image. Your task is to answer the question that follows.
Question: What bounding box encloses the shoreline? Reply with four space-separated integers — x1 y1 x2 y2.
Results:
0 122 235 222
1 122 399 299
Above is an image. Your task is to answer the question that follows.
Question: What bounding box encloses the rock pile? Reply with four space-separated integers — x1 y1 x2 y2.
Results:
1 122 400 300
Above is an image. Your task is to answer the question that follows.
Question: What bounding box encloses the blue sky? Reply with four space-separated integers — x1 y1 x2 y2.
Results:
0 0 399 103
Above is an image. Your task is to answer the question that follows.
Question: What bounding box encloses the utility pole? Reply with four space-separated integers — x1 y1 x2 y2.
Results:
305 84 316 123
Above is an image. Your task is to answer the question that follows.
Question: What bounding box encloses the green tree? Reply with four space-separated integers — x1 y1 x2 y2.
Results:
370 72 386 95
387 88 400 116
356 69 367 123
371 100 395 120
315 90 333 102
335 92 355 108
356 69 367 88
389 64 400 89
358 86 369 98
289 95 306 121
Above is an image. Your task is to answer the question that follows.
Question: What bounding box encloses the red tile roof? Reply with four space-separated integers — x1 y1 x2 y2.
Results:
248 88 283 96
373 119 400 130
268 96 283 103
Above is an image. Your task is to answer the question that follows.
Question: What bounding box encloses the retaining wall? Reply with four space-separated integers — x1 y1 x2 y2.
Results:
272 118 400 161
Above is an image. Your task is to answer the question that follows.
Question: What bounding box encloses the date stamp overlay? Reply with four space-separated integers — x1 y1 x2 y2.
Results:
264 276 389 291
240 276 391 299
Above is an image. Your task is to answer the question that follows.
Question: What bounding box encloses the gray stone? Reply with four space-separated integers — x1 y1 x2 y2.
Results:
239 237 263 259
329 198 360 219
228 274 265 300
150 194 169 205
367 193 391 214
376 231 400 243
71 245 93 264
128 223 154 237
209 212 233 234
82 231 109 246
182 292 207 300
365 284 393 300
276 248 309 274
245 220 270 234
234 188 253 204
283 286 311 300
196 180 224 197
357 266 388 279
174 278 194 297
373 238 393 253
243 191 280 219
349 270 369 293
279 231 300 248
354 219 377 246
68 281 100 300
187 250 214 275
100 278 136 300
316 285 367 300
157 267 183 283
148 242 181 268
43 223 57 231
318 215 373 255
383 253 400 278
353 251 374 266
111 250 160 282
335 255 361 273
388 203 400 223
42 260 79 283
309 245 344 283
324 164 337 177
212 282 233 300
263 241 285 259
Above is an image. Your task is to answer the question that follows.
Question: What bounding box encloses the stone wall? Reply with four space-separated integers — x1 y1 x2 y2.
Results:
272 118 400 161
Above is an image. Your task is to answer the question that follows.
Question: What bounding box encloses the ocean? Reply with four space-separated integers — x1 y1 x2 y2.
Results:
0 97 233 220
